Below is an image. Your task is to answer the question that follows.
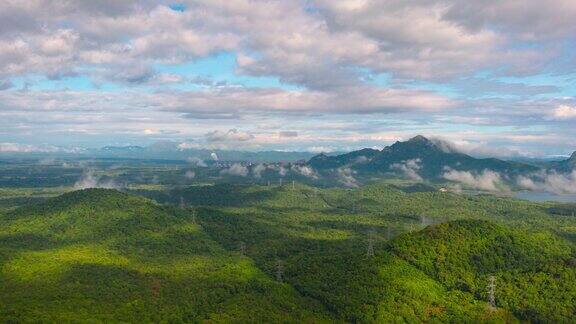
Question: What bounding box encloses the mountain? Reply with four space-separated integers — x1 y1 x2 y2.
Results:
0 142 319 163
93 143 319 162
309 135 539 180
551 151 576 172
0 189 330 322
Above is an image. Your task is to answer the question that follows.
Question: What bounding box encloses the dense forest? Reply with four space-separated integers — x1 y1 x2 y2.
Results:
1 184 575 322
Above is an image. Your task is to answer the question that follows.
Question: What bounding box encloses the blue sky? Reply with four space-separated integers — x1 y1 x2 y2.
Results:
1 0 576 157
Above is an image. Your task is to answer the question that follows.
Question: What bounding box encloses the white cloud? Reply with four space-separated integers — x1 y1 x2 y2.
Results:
186 157 207 167
0 0 575 154
74 169 119 189
205 128 255 142
550 105 576 120
517 171 576 195
431 137 525 158
307 146 336 153
0 0 559 86
291 165 318 179
390 159 423 181
442 168 508 192
252 164 267 178
220 163 248 177
337 167 360 188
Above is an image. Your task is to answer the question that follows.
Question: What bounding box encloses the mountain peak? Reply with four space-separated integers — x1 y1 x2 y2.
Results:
570 151 576 160
407 135 431 143
393 135 438 151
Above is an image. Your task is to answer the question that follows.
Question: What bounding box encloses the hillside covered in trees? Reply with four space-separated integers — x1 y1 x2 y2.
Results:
1 185 575 322
0 189 330 322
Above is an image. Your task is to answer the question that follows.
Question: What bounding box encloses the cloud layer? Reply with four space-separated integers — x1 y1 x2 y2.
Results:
0 0 575 154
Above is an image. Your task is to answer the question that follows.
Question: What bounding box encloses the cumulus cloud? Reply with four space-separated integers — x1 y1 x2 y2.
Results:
0 0 575 154
267 164 288 177
390 159 423 181
0 0 567 85
353 156 371 164
431 137 527 158
442 168 508 192
177 142 198 150
252 164 268 178
210 152 219 161
307 146 336 153
220 163 248 177
186 157 207 167
517 171 576 195
291 164 318 179
337 167 360 188
550 105 576 120
205 128 254 142
74 169 119 189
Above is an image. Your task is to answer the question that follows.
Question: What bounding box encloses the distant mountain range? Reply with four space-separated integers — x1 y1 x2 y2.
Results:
0 141 319 163
96 145 318 163
308 135 544 180
2 136 574 192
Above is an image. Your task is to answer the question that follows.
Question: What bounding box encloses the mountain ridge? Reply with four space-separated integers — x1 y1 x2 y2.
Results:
308 135 539 180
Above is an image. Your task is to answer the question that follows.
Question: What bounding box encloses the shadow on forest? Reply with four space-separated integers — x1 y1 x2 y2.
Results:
196 207 401 322
0 233 57 251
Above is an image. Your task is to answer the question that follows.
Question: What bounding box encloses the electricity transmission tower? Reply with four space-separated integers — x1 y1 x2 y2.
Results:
180 197 186 209
385 226 392 241
487 275 496 310
279 178 283 186
366 231 375 257
191 208 196 223
292 180 295 189
420 215 432 228
276 259 284 282
239 241 246 256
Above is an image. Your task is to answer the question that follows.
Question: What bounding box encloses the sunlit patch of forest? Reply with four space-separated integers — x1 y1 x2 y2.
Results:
1 184 575 322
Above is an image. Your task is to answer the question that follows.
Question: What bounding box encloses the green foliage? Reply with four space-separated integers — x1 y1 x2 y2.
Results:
390 220 576 322
0 189 330 323
2 183 576 323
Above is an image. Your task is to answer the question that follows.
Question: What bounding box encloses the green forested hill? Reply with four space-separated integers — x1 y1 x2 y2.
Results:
1 185 575 323
390 220 576 322
0 189 331 323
